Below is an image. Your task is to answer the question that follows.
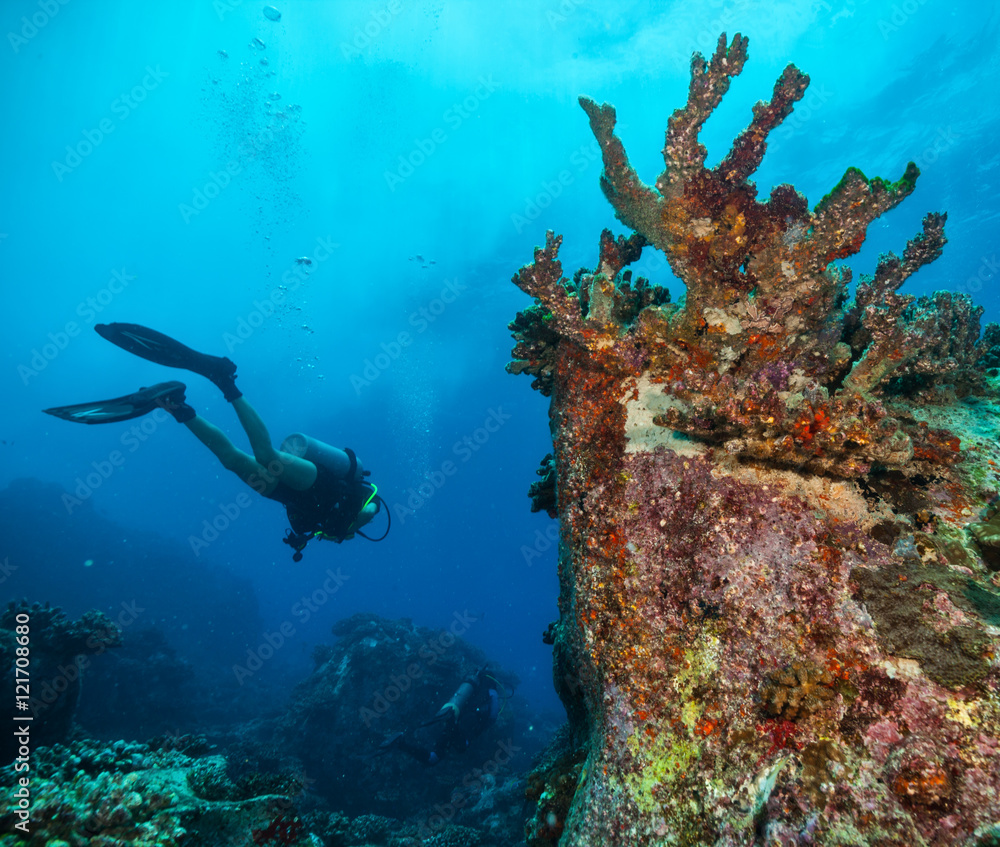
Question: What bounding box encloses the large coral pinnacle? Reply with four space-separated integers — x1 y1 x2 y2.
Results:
510 32 1000 847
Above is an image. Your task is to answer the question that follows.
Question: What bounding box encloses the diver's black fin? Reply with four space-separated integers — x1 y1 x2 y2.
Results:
95 323 240 400
43 381 187 424
379 731 405 750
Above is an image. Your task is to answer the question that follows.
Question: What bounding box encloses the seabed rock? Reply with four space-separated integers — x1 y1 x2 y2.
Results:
509 33 1000 847
270 613 528 840
0 602 122 759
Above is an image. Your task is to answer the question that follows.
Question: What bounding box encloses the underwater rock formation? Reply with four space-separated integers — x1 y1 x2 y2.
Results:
0 737 300 846
270 613 529 840
0 601 122 760
75 627 197 741
509 33 1000 847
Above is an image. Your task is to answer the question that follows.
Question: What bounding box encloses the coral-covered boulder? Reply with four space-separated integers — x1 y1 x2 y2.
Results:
270 613 529 831
0 601 121 759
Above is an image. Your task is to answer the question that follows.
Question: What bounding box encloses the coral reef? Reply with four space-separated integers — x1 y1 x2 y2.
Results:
0 601 121 759
0 613 535 847
528 453 558 516
0 730 516 847
508 32 1000 846
0 738 306 847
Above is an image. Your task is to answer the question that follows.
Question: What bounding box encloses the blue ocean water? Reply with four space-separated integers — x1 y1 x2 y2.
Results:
1 0 998 743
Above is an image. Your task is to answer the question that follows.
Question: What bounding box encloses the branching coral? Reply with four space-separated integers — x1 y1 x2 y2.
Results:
978 323 1000 369
841 212 948 395
528 452 558 516
511 33 994 478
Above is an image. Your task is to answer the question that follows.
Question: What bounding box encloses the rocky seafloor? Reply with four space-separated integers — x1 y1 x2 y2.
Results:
0 609 544 847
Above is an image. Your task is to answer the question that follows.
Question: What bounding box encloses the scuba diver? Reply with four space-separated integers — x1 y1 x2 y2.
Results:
378 667 502 766
43 322 389 560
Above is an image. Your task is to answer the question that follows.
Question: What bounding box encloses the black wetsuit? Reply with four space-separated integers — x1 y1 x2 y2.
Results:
264 459 371 541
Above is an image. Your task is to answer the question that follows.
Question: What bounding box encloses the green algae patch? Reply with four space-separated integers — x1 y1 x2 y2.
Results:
670 635 721 733
611 635 721 828
681 698 704 732
815 163 920 216
871 161 920 196
623 727 702 821
814 166 869 213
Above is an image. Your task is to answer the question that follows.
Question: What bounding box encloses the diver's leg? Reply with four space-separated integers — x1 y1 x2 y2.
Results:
381 734 440 766
183 415 278 496
230 396 317 490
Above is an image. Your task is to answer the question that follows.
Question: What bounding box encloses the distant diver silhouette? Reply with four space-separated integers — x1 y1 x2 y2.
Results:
43 322 389 559
377 667 503 765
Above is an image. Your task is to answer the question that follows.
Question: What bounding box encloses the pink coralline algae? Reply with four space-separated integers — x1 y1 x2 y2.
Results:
508 33 1000 847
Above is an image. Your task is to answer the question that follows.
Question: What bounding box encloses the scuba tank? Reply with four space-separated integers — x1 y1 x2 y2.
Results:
427 668 494 725
438 680 476 722
280 433 366 482
423 678 477 726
